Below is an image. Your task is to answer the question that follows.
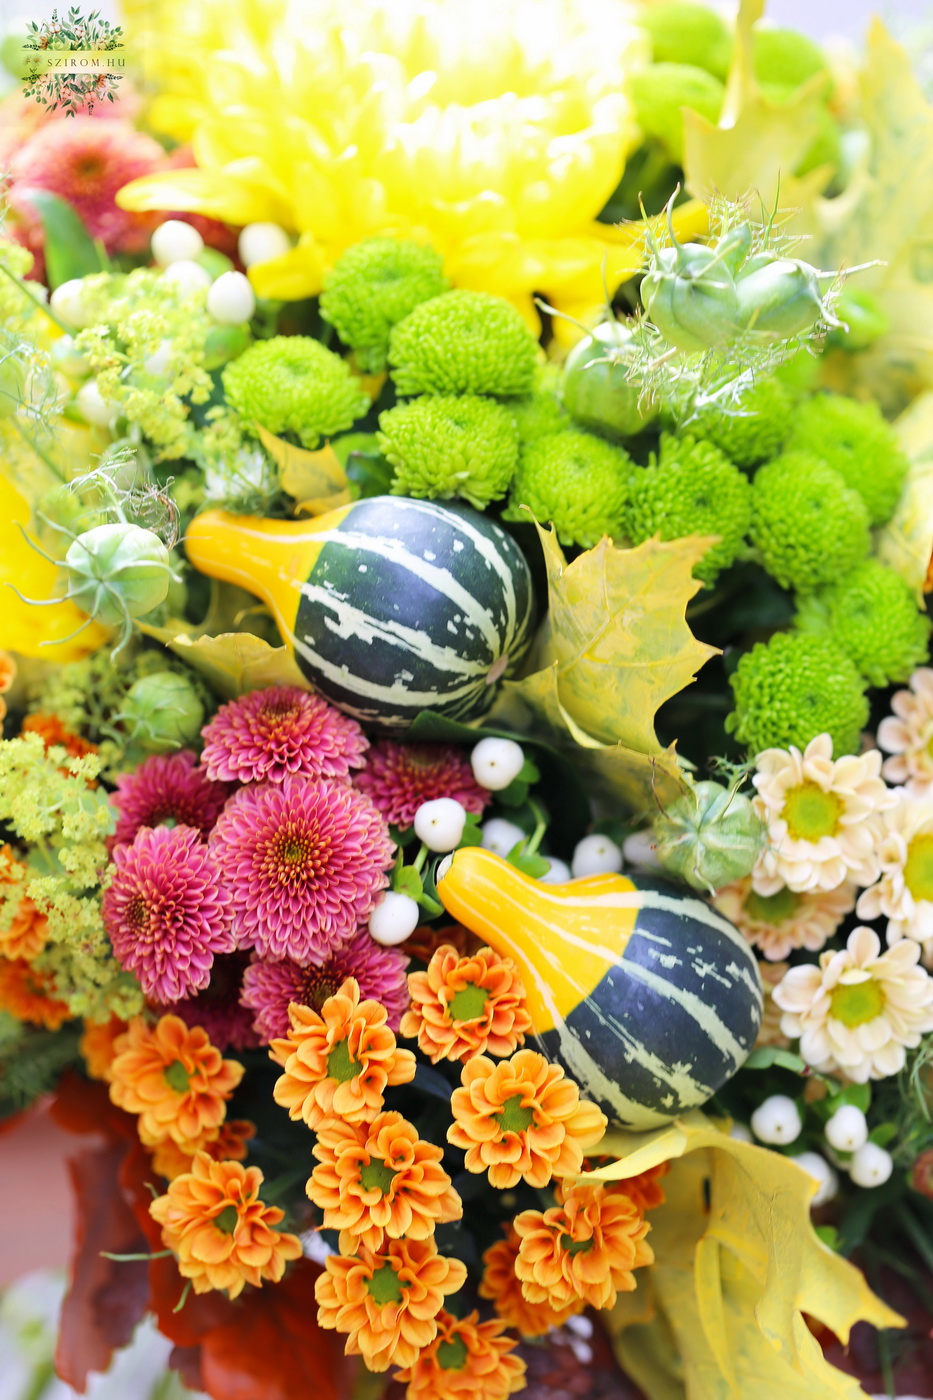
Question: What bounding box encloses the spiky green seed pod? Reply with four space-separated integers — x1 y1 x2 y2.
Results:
641 242 740 353
735 258 824 340
653 778 765 893
64 523 170 628
561 322 656 440
120 671 206 754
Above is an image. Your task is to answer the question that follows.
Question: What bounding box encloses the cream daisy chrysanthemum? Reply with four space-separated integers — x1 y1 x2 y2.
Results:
856 795 933 947
751 734 895 895
772 926 933 1082
713 877 856 961
877 668 933 796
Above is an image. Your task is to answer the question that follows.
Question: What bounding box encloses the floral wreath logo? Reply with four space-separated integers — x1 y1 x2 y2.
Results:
21 7 125 118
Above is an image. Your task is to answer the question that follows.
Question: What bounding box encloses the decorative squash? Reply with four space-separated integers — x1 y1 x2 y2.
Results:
436 847 762 1131
184 497 535 732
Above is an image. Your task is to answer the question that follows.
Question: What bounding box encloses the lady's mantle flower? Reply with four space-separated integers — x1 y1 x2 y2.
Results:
772 926 933 1081
856 796 933 946
110 751 230 848
271 977 415 1130
751 733 894 894
209 776 394 965
102 825 236 1003
314 1236 467 1372
109 1014 244 1147
713 876 855 962
355 742 489 829
447 1049 606 1189
393 1309 526 1400
150 1152 302 1298
200 685 368 786
400 943 532 1062
307 1110 461 1254
877 668 933 796
479 1225 584 1337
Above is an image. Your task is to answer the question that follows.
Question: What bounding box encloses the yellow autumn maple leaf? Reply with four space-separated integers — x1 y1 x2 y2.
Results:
582 1113 903 1400
256 426 352 516
876 391 933 601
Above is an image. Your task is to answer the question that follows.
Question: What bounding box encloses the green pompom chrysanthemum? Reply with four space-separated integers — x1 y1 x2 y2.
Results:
388 290 539 398
726 631 869 756
319 238 449 373
628 63 725 163
378 395 519 509
504 429 631 548
794 559 932 688
638 1 733 80
222 336 369 449
512 389 570 444
624 435 752 583
691 376 792 468
750 451 870 592
786 394 909 525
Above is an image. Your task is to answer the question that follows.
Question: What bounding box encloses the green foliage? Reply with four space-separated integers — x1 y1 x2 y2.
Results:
222 335 369 448
726 630 869 756
795 559 932 688
690 375 792 467
787 394 910 526
503 428 632 548
750 451 870 591
0 1017 82 1115
319 237 449 372
378 394 519 509
388 290 539 397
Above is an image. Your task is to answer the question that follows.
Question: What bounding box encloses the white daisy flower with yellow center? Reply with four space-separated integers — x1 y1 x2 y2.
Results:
751 733 895 895
713 877 856 962
772 926 933 1082
856 795 933 947
877 667 933 796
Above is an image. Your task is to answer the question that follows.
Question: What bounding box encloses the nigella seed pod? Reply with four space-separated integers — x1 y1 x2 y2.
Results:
653 778 764 893
121 671 205 753
561 321 657 438
715 223 754 276
64 522 171 629
641 243 741 353
735 258 824 340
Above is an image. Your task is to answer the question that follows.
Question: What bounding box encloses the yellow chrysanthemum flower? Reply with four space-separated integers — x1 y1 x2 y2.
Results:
118 0 703 328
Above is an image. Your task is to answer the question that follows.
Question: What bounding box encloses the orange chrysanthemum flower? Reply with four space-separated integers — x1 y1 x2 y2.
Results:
394 1308 526 1400
0 649 17 693
571 1160 670 1215
513 1180 653 1311
315 1236 467 1372
0 956 70 1029
79 1015 128 1082
150 1151 302 1299
109 1014 244 1147
479 1224 583 1337
271 977 415 1130
0 846 48 962
22 712 97 760
307 1110 462 1254
400 944 532 1063
150 1118 257 1181
447 1049 607 1189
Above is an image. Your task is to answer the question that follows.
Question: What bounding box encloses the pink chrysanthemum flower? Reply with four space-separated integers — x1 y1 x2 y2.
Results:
170 952 261 1051
354 742 490 828
241 930 410 1041
103 826 237 1003
110 751 230 850
209 776 394 965
200 686 368 787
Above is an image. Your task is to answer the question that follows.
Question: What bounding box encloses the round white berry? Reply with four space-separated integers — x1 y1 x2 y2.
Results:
51 334 90 378
539 856 572 884
413 797 467 853
571 833 623 878
824 1104 869 1154
238 221 292 267
75 380 116 427
729 1121 753 1143
142 340 174 378
848 1142 894 1189
49 278 94 329
151 219 204 267
161 259 213 294
207 270 256 325
622 829 663 871
480 818 525 857
793 1151 838 1207
470 736 525 791
368 891 420 946
750 1094 803 1145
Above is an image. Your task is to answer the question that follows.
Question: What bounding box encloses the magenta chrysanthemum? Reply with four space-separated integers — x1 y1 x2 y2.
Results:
241 930 411 1041
170 952 261 1050
102 826 236 1002
208 776 394 965
200 685 369 786
110 750 230 849
354 742 490 828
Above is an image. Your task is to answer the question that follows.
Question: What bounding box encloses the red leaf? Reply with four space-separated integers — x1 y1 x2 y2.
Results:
49 1070 135 1141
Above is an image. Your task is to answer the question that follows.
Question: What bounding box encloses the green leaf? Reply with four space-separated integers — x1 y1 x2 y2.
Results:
831 1083 872 1116
506 844 552 879
742 1046 808 1074
868 1122 898 1148
345 449 394 499
17 188 104 288
493 777 530 807
457 824 483 848
393 865 424 901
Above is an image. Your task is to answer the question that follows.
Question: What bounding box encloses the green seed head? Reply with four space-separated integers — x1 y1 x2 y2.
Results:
654 778 765 893
64 522 171 628
121 671 205 753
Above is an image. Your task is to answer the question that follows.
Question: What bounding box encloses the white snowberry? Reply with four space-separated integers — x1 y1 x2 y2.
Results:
161 260 212 295
481 818 525 857
151 219 204 267
824 1104 869 1154
49 278 94 329
793 1151 839 1207
238 221 292 267
729 1122 753 1143
369 891 421 946
571 833 623 878
143 340 174 378
470 736 525 791
539 856 572 884
51 334 90 378
413 797 467 853
207 270 257 325
622 830 663 871
848 1143 894 1189
750 1094 803 1145
76 380 116 427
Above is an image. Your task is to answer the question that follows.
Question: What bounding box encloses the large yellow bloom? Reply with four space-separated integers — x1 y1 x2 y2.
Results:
118 0 689 327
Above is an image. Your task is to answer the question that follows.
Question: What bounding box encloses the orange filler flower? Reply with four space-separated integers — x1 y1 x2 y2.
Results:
480 1225 584 1337
150 1151 302 1298
315 1236 467 1372
513 1180 653 1312
0 846 48 962
394 1308 526 1400
109 1014 244 1147
447 1049 606 1189
21 712 98 760
0 956 70 1029
400 944 532 1063
307 1110 462 1254
271 977 415 1130
150 1118 256 1181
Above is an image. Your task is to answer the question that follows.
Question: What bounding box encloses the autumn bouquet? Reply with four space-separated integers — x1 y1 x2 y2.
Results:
2 1 933 1398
